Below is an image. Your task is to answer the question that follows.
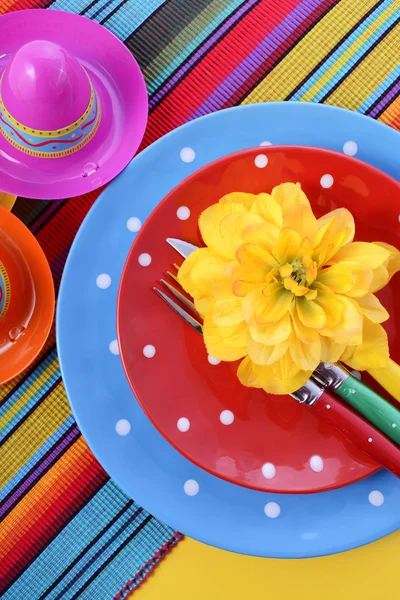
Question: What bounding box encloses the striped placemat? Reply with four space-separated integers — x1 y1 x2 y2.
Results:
1 0 399 598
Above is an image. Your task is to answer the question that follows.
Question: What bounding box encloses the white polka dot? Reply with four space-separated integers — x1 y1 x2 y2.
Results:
261 463 276 479
326 404 331 409
392 423 397 428
109 339 119 355
177 417 190 432
368 490 384 507
208 355 221 365
368 437 373 442
116 419 131 436
220 410 234 425
351 370 361 380
264 502 280 518
259 140 272 146
254 154 268 168
127 217 142 232
138 253 152 267
143 344 156 358
320 174 334 188
180 147 196 163
96 273 111 289
350 389 356 394
184 479 199 496
343 141 358 156
177 206 190 220
310 455 324 472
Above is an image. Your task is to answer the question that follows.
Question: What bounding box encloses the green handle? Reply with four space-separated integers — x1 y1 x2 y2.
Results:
336 376 400 446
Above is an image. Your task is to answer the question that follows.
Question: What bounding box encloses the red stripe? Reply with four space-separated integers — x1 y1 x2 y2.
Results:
221 0 337 107
142 0 300 148
1 454 107 590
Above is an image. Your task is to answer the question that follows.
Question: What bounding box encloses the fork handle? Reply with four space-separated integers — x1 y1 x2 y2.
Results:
313 390 400 478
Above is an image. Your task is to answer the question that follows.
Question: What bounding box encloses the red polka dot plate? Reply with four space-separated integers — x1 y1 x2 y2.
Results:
117 146 400 494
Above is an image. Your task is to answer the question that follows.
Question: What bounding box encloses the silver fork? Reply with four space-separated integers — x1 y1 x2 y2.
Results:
151 239 400 477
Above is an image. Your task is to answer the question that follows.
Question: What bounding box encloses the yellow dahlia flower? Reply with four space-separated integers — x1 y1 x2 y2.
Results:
178 183 400 395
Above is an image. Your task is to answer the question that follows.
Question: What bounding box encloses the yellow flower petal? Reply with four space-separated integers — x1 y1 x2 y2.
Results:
272 229 302 263
236 243 279 272
191 253 232 299
356 293 389 323
199 202 247 259
320 336 346 363
250 193 283 228
247 333 289 366
331 242 391 268
237 356 262 388
254 351 311 395
227 261 266 297
242 284 293 325
241 221 280 251
315 208 354 242
219 191 257 209
219 212 266 257
374 241 400 282
271 182 310 216
319 295 363 345
195 297 214 317
283 277 309 296
212 297 244 326
283 204 318 240
289 333 321 371
178 248 212 299
290 304 319 344
317 261 373 297
369 265 389 293
296 296 326 329
203 313 247 361
316 263 354 294
313 209 355 266
249 312 292 345
343 319 389 370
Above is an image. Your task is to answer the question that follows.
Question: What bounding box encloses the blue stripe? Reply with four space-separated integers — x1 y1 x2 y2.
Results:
291 1 393 101
0 416 75 500
54 507 145 599
358 64 400 112
91 518 176 598
49 0 168 41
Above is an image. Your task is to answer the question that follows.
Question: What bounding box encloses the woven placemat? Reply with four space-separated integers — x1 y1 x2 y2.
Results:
1 0 399 598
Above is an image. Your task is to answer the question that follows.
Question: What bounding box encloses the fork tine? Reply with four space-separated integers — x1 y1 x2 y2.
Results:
167 270 180 284
154 288 203 335
161 279 200 316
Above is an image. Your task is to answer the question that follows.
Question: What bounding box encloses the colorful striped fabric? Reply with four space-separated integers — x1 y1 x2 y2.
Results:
1 0 399 598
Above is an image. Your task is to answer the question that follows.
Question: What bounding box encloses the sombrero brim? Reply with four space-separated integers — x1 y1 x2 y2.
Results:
0 10 148 200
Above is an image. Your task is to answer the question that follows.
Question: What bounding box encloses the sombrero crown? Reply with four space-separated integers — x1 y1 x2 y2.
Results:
0 40 101 159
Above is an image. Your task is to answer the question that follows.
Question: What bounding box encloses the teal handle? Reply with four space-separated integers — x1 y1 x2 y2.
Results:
336 376 400 446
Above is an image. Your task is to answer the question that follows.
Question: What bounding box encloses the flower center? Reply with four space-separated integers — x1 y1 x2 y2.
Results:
289 258 307 286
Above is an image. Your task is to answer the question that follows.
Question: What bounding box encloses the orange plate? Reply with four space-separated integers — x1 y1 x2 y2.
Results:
0 205 54 383
117 146 400 494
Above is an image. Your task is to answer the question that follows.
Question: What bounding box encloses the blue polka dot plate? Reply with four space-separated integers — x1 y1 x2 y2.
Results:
57 103 400 557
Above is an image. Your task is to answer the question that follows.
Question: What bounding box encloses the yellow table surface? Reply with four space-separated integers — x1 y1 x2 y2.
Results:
137 531 399 599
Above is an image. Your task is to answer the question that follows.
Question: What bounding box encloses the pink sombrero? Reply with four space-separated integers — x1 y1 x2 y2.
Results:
0 10 148 199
